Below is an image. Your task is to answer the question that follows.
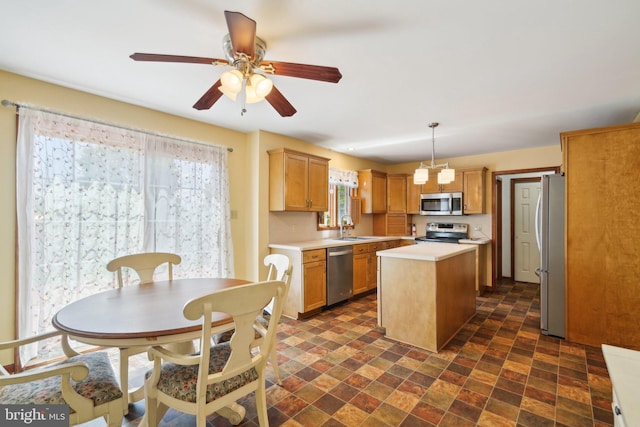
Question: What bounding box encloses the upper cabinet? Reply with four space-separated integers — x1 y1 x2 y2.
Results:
462 168 487 214
386 174 407 213
268 148 330 212
421 169 463 193
411 167 486 215
358 169 387 214
406 177 421 215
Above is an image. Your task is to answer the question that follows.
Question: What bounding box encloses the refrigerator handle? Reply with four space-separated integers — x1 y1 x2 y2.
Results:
534 192 542 251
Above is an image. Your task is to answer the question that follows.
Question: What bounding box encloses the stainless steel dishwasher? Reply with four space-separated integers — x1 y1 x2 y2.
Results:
326 245 353 305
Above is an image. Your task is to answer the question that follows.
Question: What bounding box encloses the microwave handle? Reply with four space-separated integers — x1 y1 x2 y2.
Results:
449 193 453 214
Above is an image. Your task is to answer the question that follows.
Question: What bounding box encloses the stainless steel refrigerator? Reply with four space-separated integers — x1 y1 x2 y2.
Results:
535 174 565 338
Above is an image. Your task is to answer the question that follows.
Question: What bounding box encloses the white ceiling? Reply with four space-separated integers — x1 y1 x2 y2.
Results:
2 0 640 164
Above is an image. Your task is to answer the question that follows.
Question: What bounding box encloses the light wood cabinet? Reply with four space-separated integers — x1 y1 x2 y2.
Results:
420 169 463 193
353 248 369 296
416 168 486 214
373 213 407 236
269 247 326 319
358 169 387 214
352 240 402 296
406 178 422 215
462 168 487 214
268 148 329 212
562 122 640 350
302 249 327 312
386 174 407 213
370 174 408 236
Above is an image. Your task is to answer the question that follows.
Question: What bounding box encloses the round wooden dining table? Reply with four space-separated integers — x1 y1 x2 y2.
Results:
52 277 250 425
53 277 249 347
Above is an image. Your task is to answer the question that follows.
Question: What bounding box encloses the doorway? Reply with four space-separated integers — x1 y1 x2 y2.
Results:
491 166 560 288
512 178 541 283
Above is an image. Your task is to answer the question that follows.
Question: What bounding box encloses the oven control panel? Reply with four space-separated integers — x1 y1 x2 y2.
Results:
427 222 468 233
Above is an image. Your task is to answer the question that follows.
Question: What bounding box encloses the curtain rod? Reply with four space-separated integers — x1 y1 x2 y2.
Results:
1 99 233 152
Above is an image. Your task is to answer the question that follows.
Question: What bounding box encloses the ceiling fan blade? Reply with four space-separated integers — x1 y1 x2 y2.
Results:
265 85 297 117
224 11 256 59
130 53 227 65
193 80 224 110
259 60 342 83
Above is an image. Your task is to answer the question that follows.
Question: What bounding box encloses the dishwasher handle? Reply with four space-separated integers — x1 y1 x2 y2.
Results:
328 248 353 256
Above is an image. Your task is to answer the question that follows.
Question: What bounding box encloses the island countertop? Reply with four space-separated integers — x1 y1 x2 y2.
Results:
377 242 476 262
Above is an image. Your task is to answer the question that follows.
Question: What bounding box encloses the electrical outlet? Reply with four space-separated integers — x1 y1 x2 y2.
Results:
291 225 296 233
473 224 482 231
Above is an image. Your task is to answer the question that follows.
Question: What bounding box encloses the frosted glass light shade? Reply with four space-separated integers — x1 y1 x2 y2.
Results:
252 74 273 97
218 85 238 101
413 168 429 185
437 168 455 184
220 70 243 94
245 74 273 103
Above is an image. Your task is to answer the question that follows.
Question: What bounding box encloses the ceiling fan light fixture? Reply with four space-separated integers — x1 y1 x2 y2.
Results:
218 86 238 101
251 74 273 98
220 69 243 94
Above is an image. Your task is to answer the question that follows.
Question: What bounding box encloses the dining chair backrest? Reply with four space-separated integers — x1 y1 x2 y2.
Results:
144 279 286 426
263 254 292 315
186 280 286 373
107 252 181 287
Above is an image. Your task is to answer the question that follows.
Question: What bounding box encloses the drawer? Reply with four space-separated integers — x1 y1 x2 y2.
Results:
303 249 326 263
368 242 382 252
353 244 368 255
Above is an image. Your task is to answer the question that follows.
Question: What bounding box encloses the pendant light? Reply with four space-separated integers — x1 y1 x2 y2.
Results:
413 122 455 185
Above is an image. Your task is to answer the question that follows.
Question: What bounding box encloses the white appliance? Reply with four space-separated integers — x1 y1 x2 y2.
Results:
535 174 565 338
419 192 463 216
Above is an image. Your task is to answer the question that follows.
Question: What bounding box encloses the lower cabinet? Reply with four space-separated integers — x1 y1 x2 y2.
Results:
270 247 326 319
353 240 402 296
302 249 327 312
353 248 369 295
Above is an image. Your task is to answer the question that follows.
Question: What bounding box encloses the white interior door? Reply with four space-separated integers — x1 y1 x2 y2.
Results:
514 181 540 283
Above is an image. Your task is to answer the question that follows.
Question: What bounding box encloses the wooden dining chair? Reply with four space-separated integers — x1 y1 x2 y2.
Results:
106 252 182 406
106 252 182 287
213 254 292 384
0 330 126 427
144 279 287 427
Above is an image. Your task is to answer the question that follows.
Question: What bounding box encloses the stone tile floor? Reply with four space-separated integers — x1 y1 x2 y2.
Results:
95 279 614 426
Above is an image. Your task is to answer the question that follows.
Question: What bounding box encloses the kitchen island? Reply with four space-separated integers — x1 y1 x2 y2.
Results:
377 243 476 352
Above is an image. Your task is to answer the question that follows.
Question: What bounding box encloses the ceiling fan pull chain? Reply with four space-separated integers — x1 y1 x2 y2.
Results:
241 77 247 116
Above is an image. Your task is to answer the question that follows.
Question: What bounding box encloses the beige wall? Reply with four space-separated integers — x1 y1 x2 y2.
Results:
0 69 563 365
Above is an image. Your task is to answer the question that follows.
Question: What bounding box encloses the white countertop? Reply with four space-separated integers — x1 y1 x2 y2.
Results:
377 242 477 261
268 236 413 251
458 237 491 245
602 344 640 425
268 236 491 251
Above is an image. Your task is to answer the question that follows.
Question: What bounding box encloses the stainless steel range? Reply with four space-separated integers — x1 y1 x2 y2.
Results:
415 222 469 243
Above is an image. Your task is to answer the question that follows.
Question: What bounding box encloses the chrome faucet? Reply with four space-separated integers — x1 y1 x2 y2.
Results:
340 215 353 238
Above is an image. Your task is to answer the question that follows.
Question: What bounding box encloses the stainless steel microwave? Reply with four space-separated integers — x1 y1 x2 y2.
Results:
419 192 463 216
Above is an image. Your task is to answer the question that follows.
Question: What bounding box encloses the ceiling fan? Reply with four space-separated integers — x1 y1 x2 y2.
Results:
130 10 342 117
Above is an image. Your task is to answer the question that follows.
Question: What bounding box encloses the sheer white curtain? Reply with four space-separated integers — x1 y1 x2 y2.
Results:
16 108 233 365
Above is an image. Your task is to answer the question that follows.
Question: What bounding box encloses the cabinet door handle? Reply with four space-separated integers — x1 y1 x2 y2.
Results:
615 406 621 416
